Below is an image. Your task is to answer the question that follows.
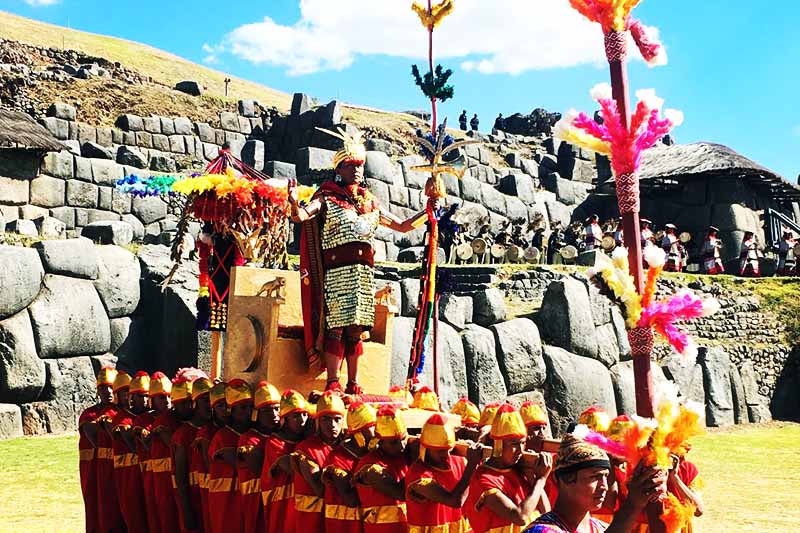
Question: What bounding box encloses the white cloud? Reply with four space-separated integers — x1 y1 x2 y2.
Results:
209 0 614 76
24 0 60 6
202 43 222 65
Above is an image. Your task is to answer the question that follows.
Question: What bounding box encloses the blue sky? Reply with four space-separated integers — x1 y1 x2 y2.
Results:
4 0 799 183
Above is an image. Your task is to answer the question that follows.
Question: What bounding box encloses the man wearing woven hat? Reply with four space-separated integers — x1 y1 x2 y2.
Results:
354 404 410 532
89 367 125 533
322 400 377 532
109 371 150 533
238 380 281 533
131 372 162 533
261 389 309 533
110 371 150 533
172 376 212 533
289 126 431 395
406 413 483 532
208 379 252 533
465 404 552 533
525 434 666 533
293 390 346 531
701 226 725 274
192 380 228 532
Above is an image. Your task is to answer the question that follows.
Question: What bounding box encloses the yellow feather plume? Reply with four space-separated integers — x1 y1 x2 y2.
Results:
411 0 455 29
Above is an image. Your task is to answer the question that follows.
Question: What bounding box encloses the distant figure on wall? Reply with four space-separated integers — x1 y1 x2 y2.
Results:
470 114 480 132
738 231 761 277
459 110 468 131
701 225 725 274
493 113 506 132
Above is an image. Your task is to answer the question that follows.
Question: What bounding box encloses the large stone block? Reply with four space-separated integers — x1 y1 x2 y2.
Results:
365 178 390 208
121 214 145 240
491 318 546 394
46 102 76 121
0 176 30 205
0 245 44 319
93 245 140 318
33 356 97 433
365 151 400 185
5 218 37 236
81 141 113 160
265 161 296 181
91 159 124 186
398 155 427 190
0 310 45 403
149 154 177 173
390 316 415 386
314 100 342 127
19 204 49 220
480 183 506 214
66 179 98 208
81 221 134 247
109 316 150 371
698 346 734 427
537 277 599 360
29 174 66 208
40 117 69 140
151 133 170 153
219 111 239 132
168 135 186 154
242 140 265 170
28 274 111 358
173 117 193 136
36 216 66 239
400 278 420 317
116 114 144 131
73 155 93 181
41 150 74 179
543 346 617 436
472 288 506 326
497 174 536 204
462 323 508 405
505 196 528 224
712 204 758 233
545 199 572 229
439 294 472 330
730 366 748 424
662 355 705 403
132 196 167 224
0 404 22 439
295 147 335 177
32 237 98 279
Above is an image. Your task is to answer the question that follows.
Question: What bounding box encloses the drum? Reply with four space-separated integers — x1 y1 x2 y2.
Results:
471 238 487 256
506 245 523 263
456 243 473 261
524 247 541 263
600 235 616 251
491 244 507 260
679 232 692 244
560 245 578 261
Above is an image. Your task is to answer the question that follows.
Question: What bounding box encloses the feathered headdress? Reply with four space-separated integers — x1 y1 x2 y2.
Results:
316 126 367 170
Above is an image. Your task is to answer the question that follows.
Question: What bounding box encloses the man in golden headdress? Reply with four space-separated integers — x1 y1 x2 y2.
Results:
525 433 666 533
465 404 551 533
289 126 433 394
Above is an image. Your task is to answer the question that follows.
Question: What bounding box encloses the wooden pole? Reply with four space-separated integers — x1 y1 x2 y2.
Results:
210 331 223 380
432 293 440 396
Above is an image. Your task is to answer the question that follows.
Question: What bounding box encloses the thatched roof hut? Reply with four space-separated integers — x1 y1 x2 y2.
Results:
638 142 800 203
0 109 64 152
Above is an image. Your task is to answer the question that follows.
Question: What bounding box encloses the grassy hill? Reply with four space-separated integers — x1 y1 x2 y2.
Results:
0 10 428 148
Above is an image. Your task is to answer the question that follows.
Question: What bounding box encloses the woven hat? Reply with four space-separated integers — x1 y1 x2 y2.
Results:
112 371 131 392
450 397 480 427
279 389 308 418
254 381 281 409
96 367 118 388
419 413 455 460
210 381 227 407
149 372 172 397
191 377 213 401
489 404 527 457
411 386 440 412
375 404 407 440
171 377 193 403
578 406 611 433
225 379 253 408
315 390 346 418
520 401 548 427
554 433 610 476
129 371 150 395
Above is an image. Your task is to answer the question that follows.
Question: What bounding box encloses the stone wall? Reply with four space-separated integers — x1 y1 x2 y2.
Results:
0 241 144 438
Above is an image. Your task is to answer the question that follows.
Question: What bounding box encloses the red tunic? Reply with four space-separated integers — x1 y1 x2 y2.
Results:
111 408 149 533
323 444 363 533
405 455 469 532
293 436 334 532
464 464 536 533
151 411 181 533
207 426 242 533
95 404 125 533
262 434 300 533
78 404 100 533
237 428 270 533
133 411 160 533
354 449 409 533
192 421 220 533
172 421 203 533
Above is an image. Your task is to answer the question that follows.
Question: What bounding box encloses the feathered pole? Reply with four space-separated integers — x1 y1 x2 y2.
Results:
406 0 461 392
565 0 669 419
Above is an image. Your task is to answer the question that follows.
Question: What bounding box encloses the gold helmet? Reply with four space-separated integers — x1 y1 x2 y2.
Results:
96 367 118 388
419 413 455 460
112 371 131 392
254 381 281 409
489 404 526 457
226 379 253 408
149 372 172 397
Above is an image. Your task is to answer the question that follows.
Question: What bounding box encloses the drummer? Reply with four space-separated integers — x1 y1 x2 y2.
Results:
474 224 494 245
511 223 529 248
701 225 725 275
494 222 512 246
546 223 564 265
777 230 796 276
661 223 684 272
583 215 603 250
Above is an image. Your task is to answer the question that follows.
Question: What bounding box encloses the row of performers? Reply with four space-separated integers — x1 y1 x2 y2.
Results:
80 367 702 533
580 216 778 277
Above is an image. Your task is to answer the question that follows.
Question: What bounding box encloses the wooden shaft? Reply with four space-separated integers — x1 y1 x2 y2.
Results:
408 435 560 464
210 331 223 380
